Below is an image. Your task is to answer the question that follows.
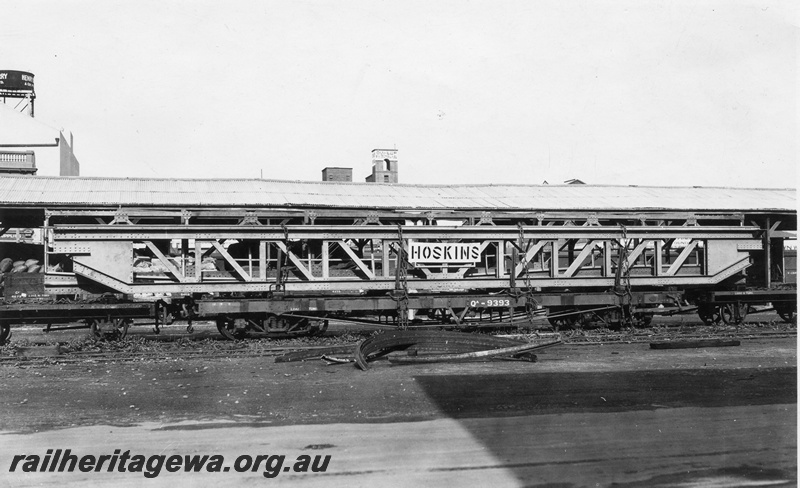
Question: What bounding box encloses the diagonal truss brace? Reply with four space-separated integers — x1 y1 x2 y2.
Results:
144 241 186 282
514 240 550 278
563 240 600 277
336 240 375 280
274 241 315 281
665 240 699 276
210 241 252 282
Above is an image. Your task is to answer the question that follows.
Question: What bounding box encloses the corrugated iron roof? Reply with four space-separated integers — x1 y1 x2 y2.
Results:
0 175 794 212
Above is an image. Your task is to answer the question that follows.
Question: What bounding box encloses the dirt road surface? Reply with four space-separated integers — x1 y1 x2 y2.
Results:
0 335 795 487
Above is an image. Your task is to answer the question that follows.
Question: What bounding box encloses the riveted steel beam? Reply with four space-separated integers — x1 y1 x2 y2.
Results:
51 224 760 241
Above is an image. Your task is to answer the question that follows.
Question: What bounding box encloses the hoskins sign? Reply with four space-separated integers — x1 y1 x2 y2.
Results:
408 243 481 264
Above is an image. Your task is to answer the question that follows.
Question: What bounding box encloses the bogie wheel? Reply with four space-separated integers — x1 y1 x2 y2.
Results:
731 303 748 324
307 319 329 337
547 310 580 331
239 316 307 337
430 309 453 324
270 315 328 337
698 304 722 325
775 303 796 323
216 317 247 340
719 304 735 325
264 315 291 334
0 323 11 345
216 314 329 339
715 303 748 325
778 310 795 323
90 318 131 341
633 313 653 328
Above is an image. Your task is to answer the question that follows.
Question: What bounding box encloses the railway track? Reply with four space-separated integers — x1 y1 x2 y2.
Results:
558 328 797 344
0 345 341 364
0 339 362 365
0 319 793 366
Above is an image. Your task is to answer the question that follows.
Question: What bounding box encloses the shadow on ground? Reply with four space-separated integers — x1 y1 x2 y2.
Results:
414 367 797 487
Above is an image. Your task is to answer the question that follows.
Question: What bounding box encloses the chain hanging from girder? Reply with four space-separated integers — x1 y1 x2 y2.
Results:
275 223 291 291
515 223 539 327
614 224 634 326
394 225 410 329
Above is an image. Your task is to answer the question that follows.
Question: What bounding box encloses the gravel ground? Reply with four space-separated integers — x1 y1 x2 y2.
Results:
0 312 795 487
0 330 794 434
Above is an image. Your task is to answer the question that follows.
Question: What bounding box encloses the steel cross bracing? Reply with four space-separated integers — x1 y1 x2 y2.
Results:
42 213 765 295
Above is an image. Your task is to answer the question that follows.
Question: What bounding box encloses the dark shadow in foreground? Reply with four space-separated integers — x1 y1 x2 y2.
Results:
413 367 797 487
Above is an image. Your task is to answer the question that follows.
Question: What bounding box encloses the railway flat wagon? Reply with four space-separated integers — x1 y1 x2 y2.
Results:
0 175 795 342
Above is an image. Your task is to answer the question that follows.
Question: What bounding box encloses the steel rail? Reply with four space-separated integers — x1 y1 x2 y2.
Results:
1 326 793 365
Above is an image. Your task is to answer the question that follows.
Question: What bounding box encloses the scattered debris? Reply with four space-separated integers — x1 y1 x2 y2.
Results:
320 355 354 365
389 340 562 365
275 346 355 363
493 351 538 362
354 330 562 370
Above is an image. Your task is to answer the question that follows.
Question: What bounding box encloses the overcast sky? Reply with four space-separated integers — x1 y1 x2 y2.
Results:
2 0 796 188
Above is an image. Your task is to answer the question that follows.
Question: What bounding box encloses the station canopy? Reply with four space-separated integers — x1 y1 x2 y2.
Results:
0 174 794 214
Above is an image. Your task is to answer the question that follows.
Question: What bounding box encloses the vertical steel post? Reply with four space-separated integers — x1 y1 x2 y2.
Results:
654 240 663 277
551 241 559 277
259 241 267 280
322 241 329 279
276 249 284 290
382 240 391 277
194 241 202 282
181 239 189 276
510 246 517 289
603 241 612 277
496 241 505 278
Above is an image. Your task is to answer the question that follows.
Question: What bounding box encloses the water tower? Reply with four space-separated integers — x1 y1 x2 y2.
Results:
0 70 35 117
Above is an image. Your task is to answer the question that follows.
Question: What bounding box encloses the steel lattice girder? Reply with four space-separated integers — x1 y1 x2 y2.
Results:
50 224 759 241
41 207 754 223
44 221 762 295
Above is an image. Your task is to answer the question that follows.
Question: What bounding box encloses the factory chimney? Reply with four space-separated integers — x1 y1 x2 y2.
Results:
365 149 398 183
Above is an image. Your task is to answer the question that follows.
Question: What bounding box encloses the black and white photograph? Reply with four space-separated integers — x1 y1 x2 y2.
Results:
0 1 796 486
